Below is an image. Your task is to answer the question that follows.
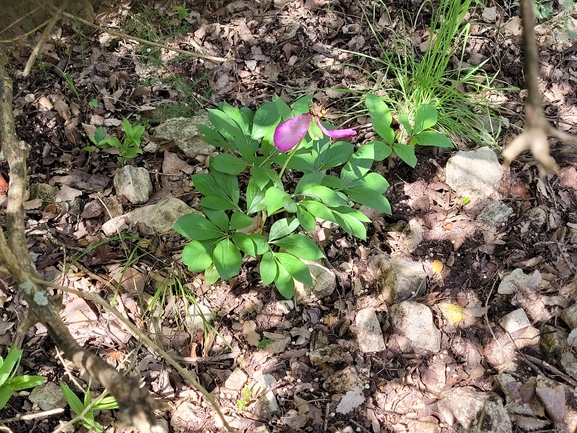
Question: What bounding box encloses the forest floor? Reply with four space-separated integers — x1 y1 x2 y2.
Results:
1 0 577 432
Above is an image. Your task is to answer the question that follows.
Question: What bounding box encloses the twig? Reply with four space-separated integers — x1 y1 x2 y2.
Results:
32 277 238 433
60 11 231 63
0 408 65 424
0 20 51 44
23 0 71 77
521 354 577 388
0 54 164 433
502 0 577 173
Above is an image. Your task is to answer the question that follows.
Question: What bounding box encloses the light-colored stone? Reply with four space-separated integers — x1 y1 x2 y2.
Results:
113 165 152 204
499 308 530 334
438 386 511 433
377 254 426 304
294 261 336 304
323 366 364 393
389 301 440 352
101 196 199 236
171 401 204 432
445 147 503 200
476 201 513 229
355 307 386 353
251 374 279 418
498 269 532 295
561 303 577 329
28 382 65 411
151 115 215 158
225 368 248 390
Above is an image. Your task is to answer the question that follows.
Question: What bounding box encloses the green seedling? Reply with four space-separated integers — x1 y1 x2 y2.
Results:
365 94 453 168
236 386 253 412
88 99 99 108
257 339 274 349
61 380 118 433
87 118 145 164
0 347 44 410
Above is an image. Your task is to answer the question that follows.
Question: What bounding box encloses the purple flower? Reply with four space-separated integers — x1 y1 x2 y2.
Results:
273 104 356 152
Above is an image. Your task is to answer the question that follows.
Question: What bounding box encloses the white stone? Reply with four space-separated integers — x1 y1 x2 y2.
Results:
102 196 198 236
152 115 215 158
171 401 203 432
389 301 440 352
294 261 336 304
185 303 215 334
500 308 531 334
355 307 386 353
445 147 503 200
28 382 65 411
113 165 152 204
498 269 532 295
225 368 248 390
476 201 513 229
377 254 426 304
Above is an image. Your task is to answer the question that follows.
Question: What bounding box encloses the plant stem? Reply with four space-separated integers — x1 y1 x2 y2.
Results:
279 142 301 179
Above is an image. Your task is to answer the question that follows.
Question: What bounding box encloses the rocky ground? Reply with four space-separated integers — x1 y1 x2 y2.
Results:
1 0 577 432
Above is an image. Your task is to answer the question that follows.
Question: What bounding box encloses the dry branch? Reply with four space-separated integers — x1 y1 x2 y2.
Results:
502 0 577 172
0 53 165 433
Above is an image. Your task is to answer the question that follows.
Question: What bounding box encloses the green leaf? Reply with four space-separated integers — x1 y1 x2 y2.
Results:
0 386 12 410
4 375 44 391
246 179 267 214
340 145 376 184
298 184 349 207
371 140 393 161
333 212 367 239
205 209 229 231
365 94 394 144
265 187 291 215
347 185 391 214
204 265 220 284
213 171 240 206
212 238 242 280
92 126 107 145
274 96 293 120
260 251 278 286
301 200 333 221
293 95 312 115
250 233 269 255
397 113 413 135
208 107 243 138
192 173 227 198
274 253 312 285
210 153 248 175
364 172 389 193
296 207 316 232
92 396 119 410
412 130 453 148
274 263 295 299
230 212 254 230
173 214 224 240
199 196 238 211
317 140 354 171
272 234 324 260
268 218 300 242
282 196 298 213
252 101 281 140
61 382 85 416
294 172 326 194
197 124 230 149
393 143 418 167
231 232 268 256
414 104 438 133
182 240 214 272
0 347 21 386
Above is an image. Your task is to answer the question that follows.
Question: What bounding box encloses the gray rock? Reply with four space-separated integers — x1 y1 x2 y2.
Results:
476 201 513 229
389 301 440 352
562 303 577 329
28 382 66 411
171 401 204 432
377 254 426 304
151 115 215 158
498 269 532 295
185 302 215 334
355 307 386 353
113 165 152 204
225 368 248 391
445 147 503 200
323 366 364 393
499 308 530 334
102 196 199 236
437 386 511 433
252 374 280 418
294 261 336 303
